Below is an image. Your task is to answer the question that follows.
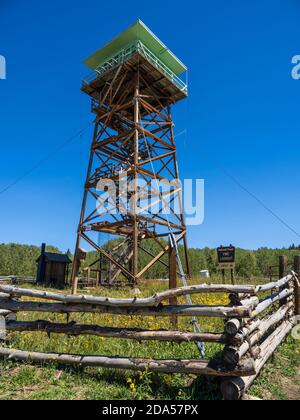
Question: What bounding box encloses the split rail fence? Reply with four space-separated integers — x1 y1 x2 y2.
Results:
0 264 299 400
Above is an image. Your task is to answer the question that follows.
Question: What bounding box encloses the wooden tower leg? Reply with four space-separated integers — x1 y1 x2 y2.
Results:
169 239 178 329
71 122 98 294
132 85 140 283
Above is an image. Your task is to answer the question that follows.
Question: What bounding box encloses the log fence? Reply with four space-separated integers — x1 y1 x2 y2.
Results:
0 276 35 285
0 269 299 400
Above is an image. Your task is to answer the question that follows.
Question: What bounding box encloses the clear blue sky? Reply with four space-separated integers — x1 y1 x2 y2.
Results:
0 0 300 252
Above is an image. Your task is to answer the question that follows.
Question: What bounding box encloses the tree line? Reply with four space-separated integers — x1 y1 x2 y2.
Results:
0 242 299 280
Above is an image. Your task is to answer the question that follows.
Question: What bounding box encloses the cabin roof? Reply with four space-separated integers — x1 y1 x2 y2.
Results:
84 20 187 76
37 252 71 264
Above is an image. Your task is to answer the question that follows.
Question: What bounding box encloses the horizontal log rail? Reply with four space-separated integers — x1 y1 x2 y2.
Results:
5 320 230 344
239 301 294 340
250 287 294 318
0 299 253 318
0 276 35 284
225 296 294 336
0 283 258 307
0 347 256 377
0 273 296 308
0 284 293 320
254 273 295 293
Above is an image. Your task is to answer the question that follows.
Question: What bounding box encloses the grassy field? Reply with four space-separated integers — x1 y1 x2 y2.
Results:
0 278 299 400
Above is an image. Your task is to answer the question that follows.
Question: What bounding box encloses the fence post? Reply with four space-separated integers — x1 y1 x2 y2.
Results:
294 255 300 316
279 256 287 279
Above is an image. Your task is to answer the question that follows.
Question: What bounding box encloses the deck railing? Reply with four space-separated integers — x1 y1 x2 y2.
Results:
82 41 188 95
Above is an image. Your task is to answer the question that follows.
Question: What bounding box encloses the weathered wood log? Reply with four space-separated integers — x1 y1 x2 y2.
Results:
5 320 229 344
229 294 256 307
223 346 261 368
254 274 294 293
224 319 242 336
240 296 259 310
224 297 261 337
0 283 257 308
239 301 294 339
221 318 295 400
0 299 252 318
250 288 294 318
0 310 12 317
223 303 294 367
0 347 256 377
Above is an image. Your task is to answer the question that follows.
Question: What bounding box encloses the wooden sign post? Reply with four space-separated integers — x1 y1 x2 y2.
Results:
217 245 236 285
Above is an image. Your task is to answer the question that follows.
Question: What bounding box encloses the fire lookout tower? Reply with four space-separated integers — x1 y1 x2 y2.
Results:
71 20 190 292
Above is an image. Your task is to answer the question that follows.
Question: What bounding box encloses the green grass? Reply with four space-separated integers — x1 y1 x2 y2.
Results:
249 336 300 400
0 278 299 400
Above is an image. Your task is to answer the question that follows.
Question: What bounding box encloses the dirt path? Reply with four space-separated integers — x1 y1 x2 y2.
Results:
280 367 300 400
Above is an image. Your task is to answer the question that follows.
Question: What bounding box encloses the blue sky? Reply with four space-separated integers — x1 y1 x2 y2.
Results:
0 0 300 251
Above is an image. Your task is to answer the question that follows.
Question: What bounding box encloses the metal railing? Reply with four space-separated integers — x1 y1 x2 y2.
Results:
82 41 188 94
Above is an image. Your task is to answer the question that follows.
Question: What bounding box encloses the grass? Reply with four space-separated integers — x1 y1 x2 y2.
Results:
249 336 300 400
0 278 299 400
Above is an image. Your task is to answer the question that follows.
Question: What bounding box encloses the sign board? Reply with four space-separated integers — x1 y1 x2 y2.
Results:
217 246 236 270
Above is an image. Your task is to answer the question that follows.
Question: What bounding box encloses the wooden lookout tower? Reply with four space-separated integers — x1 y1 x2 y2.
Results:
71 20 190 292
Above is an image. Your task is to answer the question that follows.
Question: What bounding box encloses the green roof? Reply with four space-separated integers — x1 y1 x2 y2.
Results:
84 20 187 76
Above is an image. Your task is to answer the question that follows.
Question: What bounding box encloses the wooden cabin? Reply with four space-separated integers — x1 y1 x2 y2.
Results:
36 244 71 288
